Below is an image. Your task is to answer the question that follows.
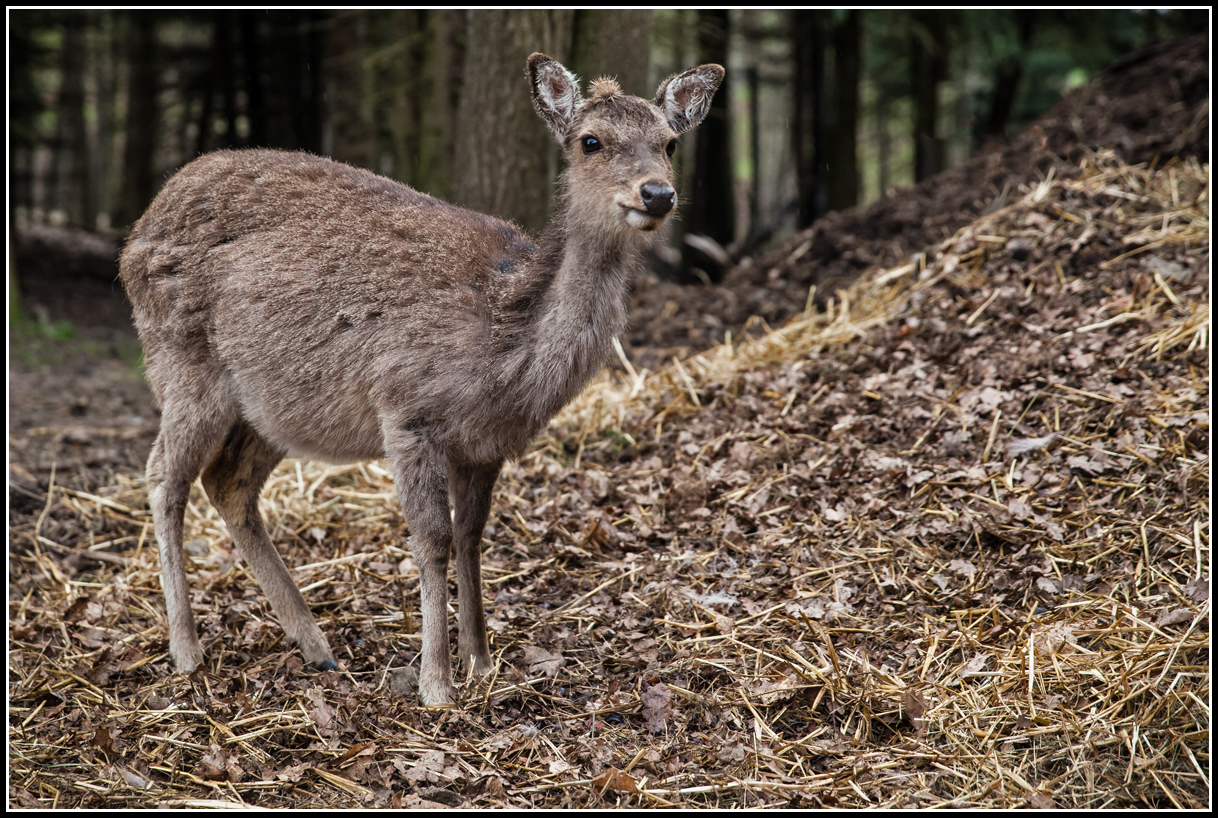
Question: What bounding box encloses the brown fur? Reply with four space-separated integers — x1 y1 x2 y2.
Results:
120 53 723 705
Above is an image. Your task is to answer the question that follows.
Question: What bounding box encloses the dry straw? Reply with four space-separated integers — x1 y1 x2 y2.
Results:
9 153 1208 808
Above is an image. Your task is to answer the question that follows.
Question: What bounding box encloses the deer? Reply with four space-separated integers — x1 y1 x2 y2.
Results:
119 53 723 706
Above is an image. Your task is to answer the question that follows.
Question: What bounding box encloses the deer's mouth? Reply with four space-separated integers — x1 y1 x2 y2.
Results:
623 206 666 231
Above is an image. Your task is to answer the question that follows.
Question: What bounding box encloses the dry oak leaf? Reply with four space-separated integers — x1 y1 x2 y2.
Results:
641 681 674 734
752 672 804 705
591 767 640 794
199 743 243 782
523 646 564 678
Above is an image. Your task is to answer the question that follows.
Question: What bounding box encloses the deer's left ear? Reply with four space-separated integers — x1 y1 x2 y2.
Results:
654 64 724 134
529 53 583 143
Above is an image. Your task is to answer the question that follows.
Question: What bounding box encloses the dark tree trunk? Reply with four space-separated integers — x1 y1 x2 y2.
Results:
118 11 158 228
828 10 861 212
983 11 1038 140
94 12 119 226
747 64 761 237
193 35 215 156
792 10 828 228
412 10 464 198
239 14 266 147
324 11 373 167
876 93 891 197
680 8 734 283
911 10 948 182
214 11 240 147
57 14 93 228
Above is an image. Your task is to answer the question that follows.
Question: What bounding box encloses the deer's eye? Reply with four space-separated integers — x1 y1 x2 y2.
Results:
666 139 678 158
581 135 602 154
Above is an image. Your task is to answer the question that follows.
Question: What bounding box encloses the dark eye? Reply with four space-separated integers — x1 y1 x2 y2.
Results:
581 135 602 154
666 139 678 158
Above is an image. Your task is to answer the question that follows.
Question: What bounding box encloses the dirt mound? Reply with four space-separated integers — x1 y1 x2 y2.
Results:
625 33 1209 370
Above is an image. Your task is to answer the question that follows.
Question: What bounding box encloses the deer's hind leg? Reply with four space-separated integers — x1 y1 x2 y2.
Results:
147 393 236 673
201 421 337 670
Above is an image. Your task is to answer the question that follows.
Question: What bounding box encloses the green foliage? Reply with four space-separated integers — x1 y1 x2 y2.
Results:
8 11 58 148
9 311 144 372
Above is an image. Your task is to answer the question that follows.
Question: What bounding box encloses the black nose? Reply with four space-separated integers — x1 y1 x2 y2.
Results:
640 183 675 216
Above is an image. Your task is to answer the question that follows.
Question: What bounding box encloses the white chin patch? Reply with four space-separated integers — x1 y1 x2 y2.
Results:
626 209 663 231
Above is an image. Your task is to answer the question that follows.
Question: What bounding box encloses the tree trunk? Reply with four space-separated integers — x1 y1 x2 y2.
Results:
792 10 828 228
570 10 652 97
214 11 240 147
452 10 575 235
747 64 761 237
983 11 1037 141
57 14 94 228
239 14 266 147
680 8 734 282
911 11 947 182
827 10 860 212
118 11 158 228
324 11 372 167
414 10 464 198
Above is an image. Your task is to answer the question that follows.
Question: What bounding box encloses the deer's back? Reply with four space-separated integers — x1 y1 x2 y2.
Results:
121 149 536 463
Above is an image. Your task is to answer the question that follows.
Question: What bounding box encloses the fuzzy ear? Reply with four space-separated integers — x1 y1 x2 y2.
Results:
654 64 724 134
528 53 582 143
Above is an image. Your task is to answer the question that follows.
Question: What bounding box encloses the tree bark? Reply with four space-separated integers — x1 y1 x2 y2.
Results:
680 9 734 282
239 14 266 147
911 10 948 182
118 11 158 228
827 10 860 212
792 10 828 228
57 14 94 228
452 10 575 234
570 10 652 97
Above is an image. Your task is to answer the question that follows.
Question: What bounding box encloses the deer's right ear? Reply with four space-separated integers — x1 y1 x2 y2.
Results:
529 53 582 143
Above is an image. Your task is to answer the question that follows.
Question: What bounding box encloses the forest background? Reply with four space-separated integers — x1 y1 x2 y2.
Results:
9 9 1206 287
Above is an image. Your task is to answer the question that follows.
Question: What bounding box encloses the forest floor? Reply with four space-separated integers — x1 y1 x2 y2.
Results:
8 35 1209 809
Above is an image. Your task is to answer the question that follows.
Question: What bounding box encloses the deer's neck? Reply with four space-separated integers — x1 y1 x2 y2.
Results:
496 202 641 423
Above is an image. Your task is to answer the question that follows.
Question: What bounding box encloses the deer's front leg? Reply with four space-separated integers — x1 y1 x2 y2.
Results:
391 441 455 706
451 462 501 676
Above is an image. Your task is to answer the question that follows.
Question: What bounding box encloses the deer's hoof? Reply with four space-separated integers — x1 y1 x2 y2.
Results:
419 676 454 708
294 629 336 670
170 639 205 674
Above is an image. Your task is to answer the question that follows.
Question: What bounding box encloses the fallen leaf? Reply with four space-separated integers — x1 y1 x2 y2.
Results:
958 653 988 678
641 682 673 734
1155 608 1193 627
401 750 447 784
199 744 242 782
88 723 118 760
1033 624 1077 656
1028 790 1057 809
591 767 639 794
115 764 153 790
523 646 564 678
948 559 977 578
753 673 803 705
306 686 336 734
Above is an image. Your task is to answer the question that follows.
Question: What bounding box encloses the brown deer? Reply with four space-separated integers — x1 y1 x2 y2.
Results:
120 53 723 705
